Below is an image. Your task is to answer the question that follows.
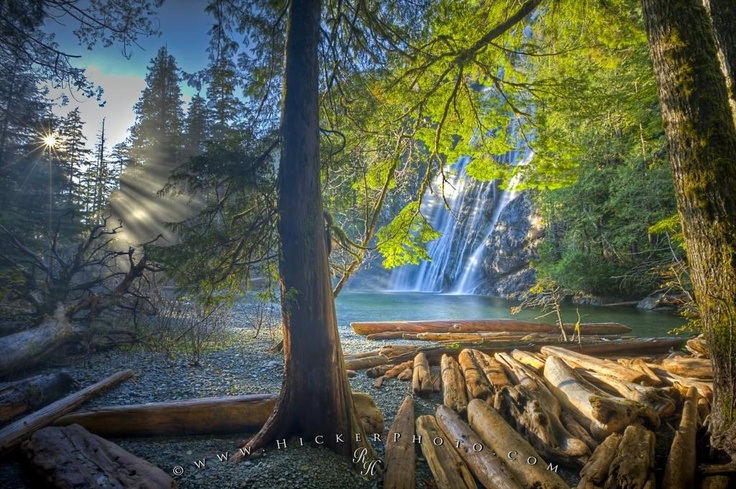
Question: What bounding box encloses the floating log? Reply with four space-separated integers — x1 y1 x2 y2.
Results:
494 352 590 466
458 349 493 401
352 319 632 336
435 404 523 489
22 424 174 489
56 391 384 436
0 371 77 423
543 356 643 439
541 346 651 384
604 423 655 489
466 399 568 489
412 353 433 396
383 395 415 489
577 432 622 488
0 369 132 456
415 415 477 489
662 386 699 489
662 356 713 380
440 354 467 416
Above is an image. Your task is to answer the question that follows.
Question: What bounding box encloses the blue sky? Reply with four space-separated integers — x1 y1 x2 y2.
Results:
49 0 213 148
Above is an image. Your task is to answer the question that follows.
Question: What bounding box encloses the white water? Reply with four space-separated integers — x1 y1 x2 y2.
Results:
389 149 529 294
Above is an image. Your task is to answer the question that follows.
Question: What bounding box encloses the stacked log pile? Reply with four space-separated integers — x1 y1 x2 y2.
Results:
372 337 723 489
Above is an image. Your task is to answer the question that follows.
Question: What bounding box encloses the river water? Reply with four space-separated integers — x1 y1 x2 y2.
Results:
334 291 686 338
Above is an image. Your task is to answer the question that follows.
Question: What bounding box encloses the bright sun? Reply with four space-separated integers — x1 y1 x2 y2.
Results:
42 133 57 148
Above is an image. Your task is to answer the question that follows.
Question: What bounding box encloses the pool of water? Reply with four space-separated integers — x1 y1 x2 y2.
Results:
334 291 686 338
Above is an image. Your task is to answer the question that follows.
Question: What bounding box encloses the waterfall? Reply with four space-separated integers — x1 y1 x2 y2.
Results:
389 149 529 294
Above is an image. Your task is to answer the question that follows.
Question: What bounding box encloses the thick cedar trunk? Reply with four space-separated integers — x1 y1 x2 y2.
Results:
702 0 736 122
642 0 736 454
22 424 175 489
240 0 368 460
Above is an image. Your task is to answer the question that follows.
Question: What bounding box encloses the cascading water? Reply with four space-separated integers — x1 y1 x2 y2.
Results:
389 147 529 294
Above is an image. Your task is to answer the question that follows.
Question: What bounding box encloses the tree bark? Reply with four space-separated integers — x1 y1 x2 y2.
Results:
642 0 736 454
702 0 736 123
240 0 370 461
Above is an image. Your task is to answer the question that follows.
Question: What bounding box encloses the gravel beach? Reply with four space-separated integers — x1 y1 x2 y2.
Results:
0 302 445 489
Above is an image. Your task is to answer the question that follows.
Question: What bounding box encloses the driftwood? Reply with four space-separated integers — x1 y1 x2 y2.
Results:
0 369 132 456
662 386 699 489
561 411 599 452
458 349 493 401
412 353 433 396
366 364 395 378
494 352 590 466
700 476 732 489
374 360 414 387
0 371 77 423
541 346 651 384
475 350 510 391
345 354 390 371
56 391 384 436
383 395 415 489
661 356 713 380
578 369 676 418
616 358 662 386
351 319 632 336
398 368 413 381
648 366 714 402
686 335 709 358
22 424 174 489
577 433 622 488
435 404 523 489
543 356 643 439
604 423 655 489
440 354 467 415
511 349 546 371
415 415 477 489
466 399 568 489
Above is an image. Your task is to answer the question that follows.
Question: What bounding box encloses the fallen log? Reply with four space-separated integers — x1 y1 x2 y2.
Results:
22 424 174 488
466 399 569 489
0 307 80 378
543 356 643 439
511 349 546 371
577 370 676 418
458 349 493 401
616 358 662 386
541 346 651 384
604 423 655 489
0 369 132 456
412 353 433 396
494 352 590 466
475 351 510 391
440 354 467 416
375 360 414 388
561 411 599 452
700 476 732 489
415 415 477 489
55 391 384 436
366 364 395 378
345 354 390 371
577 432 622 489
435 404 523 489
398 367 413 381
648 367 714 402
351 319 632 336
662 386 699 489
662 356 713 380
0 371 78 423
383 395 415 489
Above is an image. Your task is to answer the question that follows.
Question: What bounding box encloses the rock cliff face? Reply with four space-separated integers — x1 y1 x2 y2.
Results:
476 192 543 299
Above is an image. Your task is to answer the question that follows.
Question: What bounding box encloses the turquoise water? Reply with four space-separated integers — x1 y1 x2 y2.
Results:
334 291 686 338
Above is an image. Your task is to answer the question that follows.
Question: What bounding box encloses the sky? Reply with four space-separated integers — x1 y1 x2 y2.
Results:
48 0 213 149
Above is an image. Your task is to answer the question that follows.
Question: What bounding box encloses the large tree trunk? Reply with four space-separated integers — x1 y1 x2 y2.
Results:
239 0 369 461
642 0 736 455
702 0 736 123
